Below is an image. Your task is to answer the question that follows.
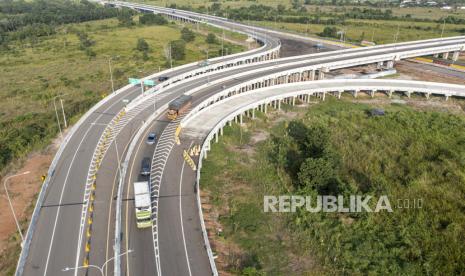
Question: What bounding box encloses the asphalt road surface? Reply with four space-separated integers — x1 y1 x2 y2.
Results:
20 2 465 276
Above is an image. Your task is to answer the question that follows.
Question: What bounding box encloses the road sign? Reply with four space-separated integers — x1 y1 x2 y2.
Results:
129 78 140 85
143 79 156 86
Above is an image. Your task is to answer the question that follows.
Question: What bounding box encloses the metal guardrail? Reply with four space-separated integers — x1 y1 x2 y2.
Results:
107 5 281 276
15 82 135 276
130 38 465 121
194 144 218 276
17 2 465 275
180 80 465 276
14 5 280 275
183 80 465 260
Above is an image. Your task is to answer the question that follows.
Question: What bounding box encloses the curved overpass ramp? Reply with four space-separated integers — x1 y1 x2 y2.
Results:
16 2 465 276
133 79 465 276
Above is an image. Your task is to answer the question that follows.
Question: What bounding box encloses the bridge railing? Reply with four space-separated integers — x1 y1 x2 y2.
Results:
14 81 135 276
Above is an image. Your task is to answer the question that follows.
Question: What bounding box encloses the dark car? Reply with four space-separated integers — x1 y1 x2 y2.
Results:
147 132 157 145
140 157 151 176
158 76 169 82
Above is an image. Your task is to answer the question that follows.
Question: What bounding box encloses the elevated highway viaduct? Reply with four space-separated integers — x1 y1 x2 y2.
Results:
17 2 465 276
115 34 465 275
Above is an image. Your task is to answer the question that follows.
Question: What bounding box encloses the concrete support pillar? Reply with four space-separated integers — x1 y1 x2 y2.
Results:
229 120 232 126
370 90 375 98
388 90 393 98
337 91 342 99
215 132 218 143
353 90 358 98
240 114 243 124
220 127 223 136
386 60 394 69
292 97 295 106
406 91 411 98
264 103 268 113
234 116 237 123
434 53 439 58
445 95 449 101
425 93 430 100
452 51 460 62
322 92 326 101
278 100 281 110
318 71 325 80
376 61 383 70
252 108 255 119
310 70 315 81
443 52 449 60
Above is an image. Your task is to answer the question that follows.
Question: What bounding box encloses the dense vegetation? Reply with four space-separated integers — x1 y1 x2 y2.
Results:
166 1 465 25
202 99 465 274
0 0 245 174
0 0 124 47
152 0 465 43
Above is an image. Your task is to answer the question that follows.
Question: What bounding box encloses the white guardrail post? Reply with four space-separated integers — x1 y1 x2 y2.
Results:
15 82 135 276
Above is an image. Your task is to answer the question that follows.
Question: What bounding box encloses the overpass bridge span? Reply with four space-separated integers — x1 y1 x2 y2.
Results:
182 79 465 139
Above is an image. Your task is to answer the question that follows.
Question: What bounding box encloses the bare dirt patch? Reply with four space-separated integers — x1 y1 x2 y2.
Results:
250 130 269 145
0 151 54 247
268 110 302 125
0 137 58 274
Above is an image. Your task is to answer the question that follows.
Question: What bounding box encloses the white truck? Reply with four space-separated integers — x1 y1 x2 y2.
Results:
134 181 152 228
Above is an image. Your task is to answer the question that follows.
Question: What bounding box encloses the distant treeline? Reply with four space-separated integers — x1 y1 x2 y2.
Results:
0 0 122 47
168 3 465 26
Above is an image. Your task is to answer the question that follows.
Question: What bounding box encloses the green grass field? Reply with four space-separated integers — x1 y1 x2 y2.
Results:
201 98 465 275
134 0 465 20
0 17 245 173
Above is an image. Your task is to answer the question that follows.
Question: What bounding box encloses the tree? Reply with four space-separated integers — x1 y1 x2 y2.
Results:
211 2 221 12
206 33 217 44
277 4 286 13
359 31 366 42
170 40 186 60
298 157 342 194
136 38 149 52
139 13 168 25
181 27 195 42
117 8 134 27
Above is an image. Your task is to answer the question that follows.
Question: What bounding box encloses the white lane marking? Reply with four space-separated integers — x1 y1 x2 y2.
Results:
179 142 194 276
43 89 132 276
74 88 166 274
43 125 94 275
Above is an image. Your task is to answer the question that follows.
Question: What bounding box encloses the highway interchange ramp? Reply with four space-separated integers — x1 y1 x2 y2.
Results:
15 2 465 276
